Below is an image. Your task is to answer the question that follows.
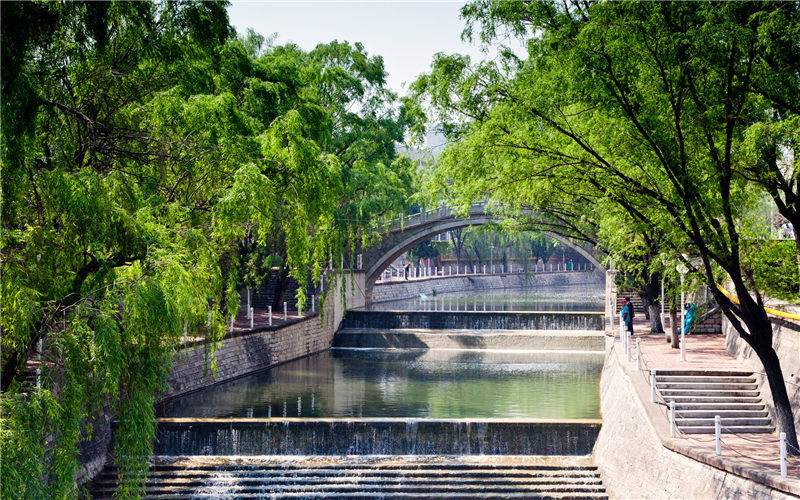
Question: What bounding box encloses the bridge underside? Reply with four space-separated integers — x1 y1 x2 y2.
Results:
362 214 605 301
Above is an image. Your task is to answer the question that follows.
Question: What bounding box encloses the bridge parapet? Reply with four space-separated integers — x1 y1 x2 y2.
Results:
381 201 490 234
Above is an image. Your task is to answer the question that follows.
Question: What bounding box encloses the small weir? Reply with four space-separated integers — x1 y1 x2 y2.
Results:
341 310 605 331
155 418 600 456
94 285 609 498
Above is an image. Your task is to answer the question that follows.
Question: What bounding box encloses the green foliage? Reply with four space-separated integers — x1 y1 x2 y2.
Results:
414 0 800 445
743 240 800 302
1 1 416 498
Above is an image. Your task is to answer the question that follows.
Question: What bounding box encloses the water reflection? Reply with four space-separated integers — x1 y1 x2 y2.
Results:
157 349 602 420
362 285 603 312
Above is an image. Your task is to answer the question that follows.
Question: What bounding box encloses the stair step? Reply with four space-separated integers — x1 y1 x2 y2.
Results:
655 376 755 384
678 425 775 434
674 410 767 419
656 382 758 394
117 493 612 500
95 483 609 495
95 483 608 494
676 417 772 426
94 474 604 488
672 402 765 411
141 464 600 473
654 370 752 377
659 389 760 398
664 396 762 404
93 457 609 499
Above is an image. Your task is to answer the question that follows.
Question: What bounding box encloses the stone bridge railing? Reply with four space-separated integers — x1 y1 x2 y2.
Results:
380 201 491 234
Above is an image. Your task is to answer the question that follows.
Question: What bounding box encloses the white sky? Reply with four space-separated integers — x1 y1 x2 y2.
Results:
226 1 524 96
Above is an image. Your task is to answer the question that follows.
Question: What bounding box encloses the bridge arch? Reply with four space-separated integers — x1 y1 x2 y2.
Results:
363 207 605 300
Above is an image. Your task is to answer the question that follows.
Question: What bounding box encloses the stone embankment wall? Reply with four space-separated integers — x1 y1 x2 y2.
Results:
165 272 365 399
79 272 366 485
724 313 800 432
372 271 605 303
694 307 722 333
594 338 797 499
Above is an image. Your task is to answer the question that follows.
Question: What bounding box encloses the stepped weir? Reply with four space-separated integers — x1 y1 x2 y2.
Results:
94 285 610 498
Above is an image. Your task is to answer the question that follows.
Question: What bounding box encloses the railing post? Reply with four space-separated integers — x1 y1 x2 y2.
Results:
626 330 632 362
230 313 234 332
650 369 657 403
483 265 486 274
680 274 686 362
312 294 315 313
207 311 211 328
781 432 788 477
715 415 721 455
670 401 676 438
247 288 251 318
250 308 254 330
268 306 272 326
284 302 287 319
636 337 642 370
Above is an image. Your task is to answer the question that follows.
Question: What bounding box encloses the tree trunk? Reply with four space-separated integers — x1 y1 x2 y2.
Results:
640 273 664 333
272 265 290 311
795 237 800 295
669 307 679 348
723 276 800 454
752 339 800 455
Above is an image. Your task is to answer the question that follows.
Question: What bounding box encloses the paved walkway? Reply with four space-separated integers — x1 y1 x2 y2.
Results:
621 316 800 483
230 306 309 332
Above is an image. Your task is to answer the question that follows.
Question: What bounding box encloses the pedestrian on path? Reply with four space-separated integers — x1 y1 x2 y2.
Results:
677 303 697 335
621 297 635 336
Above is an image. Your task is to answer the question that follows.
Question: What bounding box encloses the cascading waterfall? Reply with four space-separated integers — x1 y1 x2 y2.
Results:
95 284 609 499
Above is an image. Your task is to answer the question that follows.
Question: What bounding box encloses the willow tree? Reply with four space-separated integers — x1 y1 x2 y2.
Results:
1 2 414 498
415 1 799 450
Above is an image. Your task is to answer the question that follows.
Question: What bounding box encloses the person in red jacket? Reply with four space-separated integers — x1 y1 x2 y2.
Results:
620 297 635 335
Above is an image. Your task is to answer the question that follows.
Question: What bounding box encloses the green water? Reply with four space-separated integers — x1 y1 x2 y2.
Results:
157 349 602 419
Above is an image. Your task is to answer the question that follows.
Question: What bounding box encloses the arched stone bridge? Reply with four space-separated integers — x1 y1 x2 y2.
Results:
360 201 607 300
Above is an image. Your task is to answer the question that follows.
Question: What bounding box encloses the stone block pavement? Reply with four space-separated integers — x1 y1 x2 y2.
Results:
619 316 800 488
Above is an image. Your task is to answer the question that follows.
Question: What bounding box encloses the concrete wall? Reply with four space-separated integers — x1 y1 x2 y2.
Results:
595 338 798 499
371 271 605 303
724 314 800 432
79 272 366 485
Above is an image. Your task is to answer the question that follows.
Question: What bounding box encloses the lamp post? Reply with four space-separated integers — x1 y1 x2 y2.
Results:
676 262 688 362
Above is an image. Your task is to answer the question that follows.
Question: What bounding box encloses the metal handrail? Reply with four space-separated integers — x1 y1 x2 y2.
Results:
715 284 800 321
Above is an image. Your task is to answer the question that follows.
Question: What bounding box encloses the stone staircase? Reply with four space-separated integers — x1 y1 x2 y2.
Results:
91 456 608 499
614 295 645 315
655 370 775 434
